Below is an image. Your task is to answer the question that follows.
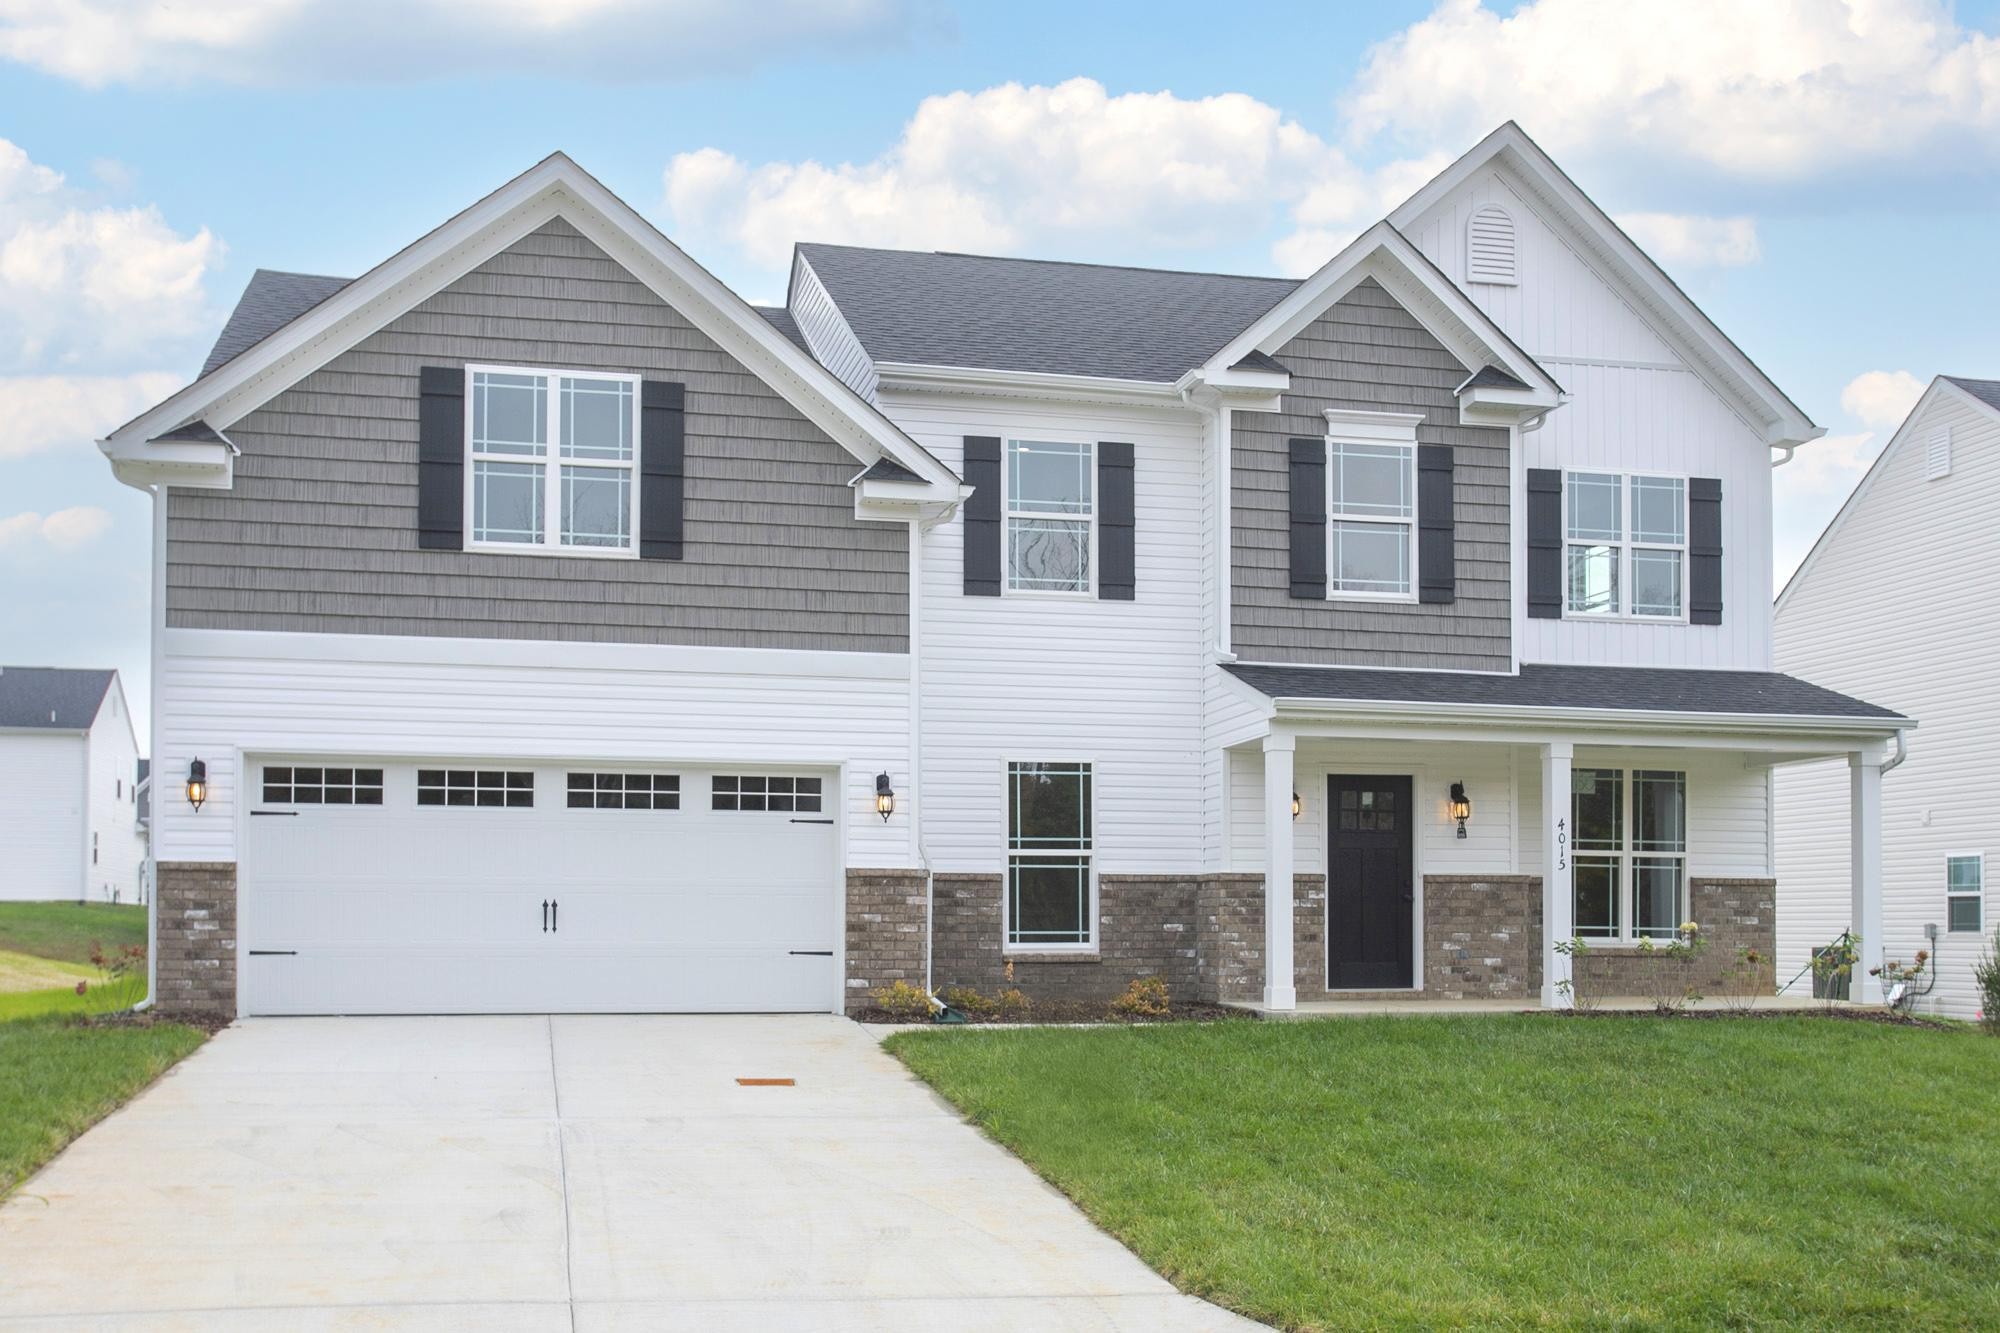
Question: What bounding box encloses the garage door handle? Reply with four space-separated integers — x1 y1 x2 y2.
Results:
551 899 558 932
789 950 833 956
541 899 549 933
250 810 298 817
790 818 834 824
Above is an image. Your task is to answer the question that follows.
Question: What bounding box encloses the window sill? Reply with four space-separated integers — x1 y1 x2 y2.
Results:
1002 950 1101 964
1327 592 1418 605
1575 940 1684 952
1561 613 1689 626
463 542 640 561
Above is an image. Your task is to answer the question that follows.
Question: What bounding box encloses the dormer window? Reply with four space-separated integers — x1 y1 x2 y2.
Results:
1467 205 1517 285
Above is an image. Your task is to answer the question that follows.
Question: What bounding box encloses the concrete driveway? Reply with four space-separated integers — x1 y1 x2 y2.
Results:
0 1016 1260 1330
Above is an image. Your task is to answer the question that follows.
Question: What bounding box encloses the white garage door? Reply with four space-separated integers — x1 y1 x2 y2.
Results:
241 759 839 1015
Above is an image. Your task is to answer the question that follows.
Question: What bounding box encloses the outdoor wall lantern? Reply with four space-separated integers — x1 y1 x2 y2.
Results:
1448 781 1472 839
185 758 208 812
1291 791 1301 820
875 772 895 821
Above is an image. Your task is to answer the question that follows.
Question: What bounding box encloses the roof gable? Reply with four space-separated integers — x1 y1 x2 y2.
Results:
101 155 957 494
0 667 114 730
1389 123 1818 448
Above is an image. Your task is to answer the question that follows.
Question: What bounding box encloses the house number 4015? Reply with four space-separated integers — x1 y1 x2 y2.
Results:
1555 816 1568 873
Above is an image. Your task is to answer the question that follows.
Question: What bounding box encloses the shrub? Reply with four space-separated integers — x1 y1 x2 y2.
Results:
1720 943 1765 1014
1553 937 1597 1013
1872 952 1930 1012
1813 934 1860 1013
1975 928 2000 1035
941 985 995 1016
871 979 936 1022
1111 975 1171 1018
993 988 1032 1021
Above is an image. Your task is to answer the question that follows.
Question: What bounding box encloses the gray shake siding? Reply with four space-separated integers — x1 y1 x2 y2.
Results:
1232 278 1512 670
167 218 907 651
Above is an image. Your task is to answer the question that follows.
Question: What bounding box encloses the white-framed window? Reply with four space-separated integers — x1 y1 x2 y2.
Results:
465 364 640 556
1572 767 1687 942
1004 439 1093 593
1327 438 1416 599
1947 854 1984 934
1005 761 1094 949
1565 471 1686 619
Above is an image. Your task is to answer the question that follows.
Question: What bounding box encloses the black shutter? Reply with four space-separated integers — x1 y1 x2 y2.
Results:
639 380 685 561
1417 444 1455 604
1526 467 1563 619
1689 476 1723 625
962 436 1002 596
417 366 464 550
1097 441 1135 600
1289 438 1327 599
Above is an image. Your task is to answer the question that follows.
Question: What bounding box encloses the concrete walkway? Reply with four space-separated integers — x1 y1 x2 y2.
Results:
0 1015 1259 1331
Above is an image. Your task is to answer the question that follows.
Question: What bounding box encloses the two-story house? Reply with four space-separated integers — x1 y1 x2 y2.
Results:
0 667 146 903
100 123 1905 1019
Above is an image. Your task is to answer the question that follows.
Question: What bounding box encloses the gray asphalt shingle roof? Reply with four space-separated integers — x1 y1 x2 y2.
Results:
796 243 1298 382
1223 662 1903 721
752 305 810 353
0 667 115 730
1944 376 2000 413
201 270 352 377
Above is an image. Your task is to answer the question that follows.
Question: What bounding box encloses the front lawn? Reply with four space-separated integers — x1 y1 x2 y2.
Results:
888 1016 2000 1330
1 1015 205 1196
0 901 146 967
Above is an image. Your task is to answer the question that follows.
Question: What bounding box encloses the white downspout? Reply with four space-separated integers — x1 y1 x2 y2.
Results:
1880 728 1910 775
907 515 936 1000
136 484 164 1013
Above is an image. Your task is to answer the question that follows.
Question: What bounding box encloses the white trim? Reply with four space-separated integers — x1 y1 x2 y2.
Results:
161 626 910 681
1000 757 1098 953
99 154 958 495
1945 850 1985 934
876 361 1184 407
1386 123 1819 448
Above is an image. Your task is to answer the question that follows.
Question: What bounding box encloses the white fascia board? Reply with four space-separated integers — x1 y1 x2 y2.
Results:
100 154 958 494
163 626 910 682
1775 375 1981 614
874 361 1184 408
1268 693 1911 741
1389 124 1818 447
1199 223 1558 402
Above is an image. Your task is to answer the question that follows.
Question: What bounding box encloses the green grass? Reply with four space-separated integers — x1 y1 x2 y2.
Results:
1 1014 204 1196
0 974 148 1022
888 1016 2000 1331
0 902 146 967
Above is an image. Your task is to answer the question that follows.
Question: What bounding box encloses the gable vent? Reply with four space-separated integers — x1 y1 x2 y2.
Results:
1927 427 1952 480
1466 205 1517 285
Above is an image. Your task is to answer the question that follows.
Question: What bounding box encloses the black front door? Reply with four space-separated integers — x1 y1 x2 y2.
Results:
1326 775 1414 989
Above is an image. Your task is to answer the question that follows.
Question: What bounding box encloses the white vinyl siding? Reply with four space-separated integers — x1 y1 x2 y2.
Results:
787 255 880 403
0 732 85 901
1776 385 2000 1018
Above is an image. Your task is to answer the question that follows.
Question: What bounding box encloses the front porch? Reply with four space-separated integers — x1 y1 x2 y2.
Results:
1215 662 1910 1012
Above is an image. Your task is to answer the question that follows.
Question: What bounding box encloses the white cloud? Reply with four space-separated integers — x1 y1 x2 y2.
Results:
1613 213 1760 268
663 77 1426 280
1839 369 1927 428
0 505 111 552
0 372 184 458
0 138 220 368
0 0 926 86
1344 0 2000 179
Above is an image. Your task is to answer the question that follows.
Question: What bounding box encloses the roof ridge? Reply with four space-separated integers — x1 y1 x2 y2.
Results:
799 240 1298 286
251 267 352 283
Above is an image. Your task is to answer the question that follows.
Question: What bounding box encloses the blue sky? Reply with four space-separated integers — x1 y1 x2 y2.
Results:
5 0 2000 741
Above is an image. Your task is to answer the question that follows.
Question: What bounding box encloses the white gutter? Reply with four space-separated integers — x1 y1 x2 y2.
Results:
1880 727 1910 775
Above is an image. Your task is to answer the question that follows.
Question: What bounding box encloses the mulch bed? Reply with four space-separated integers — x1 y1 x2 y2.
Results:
854 1000 1253 1025
1554 1005 1963 1030
82 1009 233 1036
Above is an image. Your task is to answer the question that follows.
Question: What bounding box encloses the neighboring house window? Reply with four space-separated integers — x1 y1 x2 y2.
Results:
1006 762 1094 948
116 778 122 799
1565 472 1686 618
263 765 385 805
1572 768 1687 942
1947 855 1984 933
567 773 681 810
1327 438 1415 598
92 832 98 865
417 769 533 808
467 365 640 555
1005 439 1093 592
711 775 822 813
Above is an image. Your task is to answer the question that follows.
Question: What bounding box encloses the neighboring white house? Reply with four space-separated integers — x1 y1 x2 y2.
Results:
0 667 147 903
1776 376 2000 1018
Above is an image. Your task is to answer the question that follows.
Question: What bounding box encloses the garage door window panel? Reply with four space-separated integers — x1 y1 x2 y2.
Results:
263 765 384 806
568 772 681 810
417 769 535 808
712 775 823 813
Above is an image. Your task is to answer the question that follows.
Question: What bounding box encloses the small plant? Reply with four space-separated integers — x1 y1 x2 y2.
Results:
1974 927 2000 1035
1637 922 1707 1014
1553 936 1597 1013
1812 933 1860 1014
994 988 1032 1020
1719 944 1765 1014
83 940 147 1015
1871 952 1930 1012
870 979 937 1022
1110 975 1171 1018
941 984 995 1017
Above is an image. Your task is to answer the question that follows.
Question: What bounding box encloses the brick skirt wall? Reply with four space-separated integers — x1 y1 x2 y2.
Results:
156 861 236 1017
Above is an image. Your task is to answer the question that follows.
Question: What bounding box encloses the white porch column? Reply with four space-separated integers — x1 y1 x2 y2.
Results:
1850 749 1887 1005
1262 732 1297 1011
1541 741 1575 1009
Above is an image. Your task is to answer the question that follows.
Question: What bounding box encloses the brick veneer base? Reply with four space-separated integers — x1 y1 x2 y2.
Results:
844 868 929 1011
930 873 1202 1005
156 861 237 1017
1578 878 1778 1001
